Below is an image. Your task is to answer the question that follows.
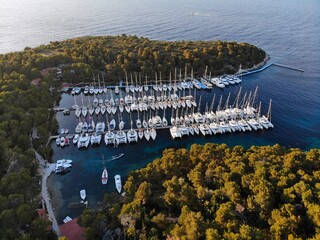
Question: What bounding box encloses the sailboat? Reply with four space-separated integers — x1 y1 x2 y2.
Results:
127 121 138 143
114 175 122 193
102 167 108 184
150 128 157 140
162 109 168 127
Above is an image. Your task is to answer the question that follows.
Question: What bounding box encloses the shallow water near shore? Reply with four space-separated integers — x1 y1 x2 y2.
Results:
2 0 318 223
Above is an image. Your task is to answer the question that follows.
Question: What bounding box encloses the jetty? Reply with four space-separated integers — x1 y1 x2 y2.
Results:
273 63 304 72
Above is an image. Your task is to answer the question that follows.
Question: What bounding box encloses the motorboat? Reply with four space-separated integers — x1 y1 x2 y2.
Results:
73 134 80 144
114 175 122 193
80 189 86 201
57 159 72 165
55 137 61 146
108 153 124 161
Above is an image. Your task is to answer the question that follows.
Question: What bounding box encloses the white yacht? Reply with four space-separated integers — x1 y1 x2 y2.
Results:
73 134 80 144
219 121 232 133
258 115 274 129
90 133 102 145
179 125 189 136
116 130 127 145
247 118 263 130
170 126 182 139
114 175 122 193
80 189 86 201
229 120 240 132
127 128 138 143
150 128 157 140
198 124 212 136
209 122 223 134
238 119 252 132
138 129 144 140
95 122 105 134
77 133 90 149
104 131 115 146
144 128 150 141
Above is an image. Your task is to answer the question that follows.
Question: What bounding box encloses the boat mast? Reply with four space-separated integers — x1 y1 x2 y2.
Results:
267 99 272 122
210 94 216 112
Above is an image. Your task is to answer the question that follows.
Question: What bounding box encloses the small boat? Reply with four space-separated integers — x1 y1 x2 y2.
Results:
80 189 86 201
63 216 72 224
170 126 182 139
55 137 61 146
57 159 73 165
115 86 119 94
72 133 80 144
138 129 144 139
102 168 108 185
150 128 157 140
114 175 122 193
107 153 124 162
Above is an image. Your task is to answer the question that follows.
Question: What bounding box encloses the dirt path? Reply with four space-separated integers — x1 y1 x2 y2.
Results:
34 150 61 237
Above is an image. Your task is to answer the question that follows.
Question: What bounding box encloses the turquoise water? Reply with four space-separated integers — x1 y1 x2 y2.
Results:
1 0 319 223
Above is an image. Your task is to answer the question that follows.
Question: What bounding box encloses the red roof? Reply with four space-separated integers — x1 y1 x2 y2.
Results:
59 217 85 240
36 209 47 219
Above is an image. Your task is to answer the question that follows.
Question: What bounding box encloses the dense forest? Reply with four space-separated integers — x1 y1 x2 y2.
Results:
0 35 266 239
1 35 266 84
79 144 320 240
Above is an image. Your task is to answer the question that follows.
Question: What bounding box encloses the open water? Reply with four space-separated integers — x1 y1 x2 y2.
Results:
1 0 320 223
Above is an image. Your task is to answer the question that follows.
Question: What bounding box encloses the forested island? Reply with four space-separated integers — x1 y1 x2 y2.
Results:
79 144 320 240
0 35 277 239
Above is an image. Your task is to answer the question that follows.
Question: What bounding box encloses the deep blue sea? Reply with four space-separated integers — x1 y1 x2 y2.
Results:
1 0 319 223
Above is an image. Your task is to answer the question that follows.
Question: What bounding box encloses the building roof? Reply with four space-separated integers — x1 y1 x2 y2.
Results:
31 78 41 86
36 209 47 219
59 217 85 240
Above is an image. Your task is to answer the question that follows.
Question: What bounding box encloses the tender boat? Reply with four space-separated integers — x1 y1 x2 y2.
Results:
108 153 124 161
80 189 86 201
102 168 108 185
114 175 122 193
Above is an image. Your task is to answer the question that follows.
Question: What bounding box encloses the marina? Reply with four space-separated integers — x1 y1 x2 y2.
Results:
53 78 274 149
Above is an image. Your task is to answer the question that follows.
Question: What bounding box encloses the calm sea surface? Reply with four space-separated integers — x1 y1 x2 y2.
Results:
1 0 320 223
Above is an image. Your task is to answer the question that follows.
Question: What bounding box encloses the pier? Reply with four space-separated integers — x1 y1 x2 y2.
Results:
237 63 273 76
273 63 304 72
